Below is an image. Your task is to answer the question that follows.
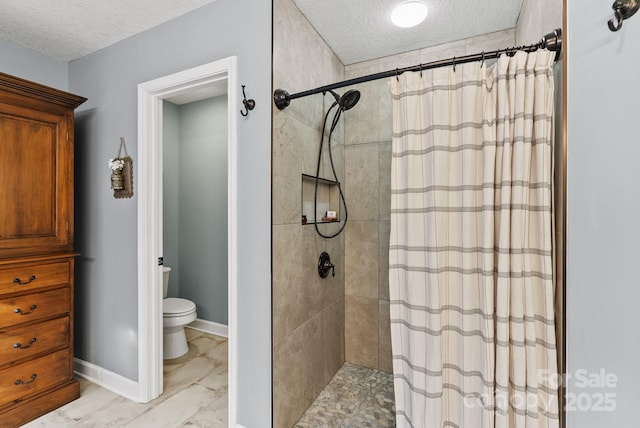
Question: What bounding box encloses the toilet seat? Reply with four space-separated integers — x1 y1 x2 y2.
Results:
163 297 196 317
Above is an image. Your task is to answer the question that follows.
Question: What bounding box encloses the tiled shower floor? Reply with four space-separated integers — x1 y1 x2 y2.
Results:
294 362 396 428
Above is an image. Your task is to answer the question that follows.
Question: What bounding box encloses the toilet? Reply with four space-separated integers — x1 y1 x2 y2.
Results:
162 267 197 359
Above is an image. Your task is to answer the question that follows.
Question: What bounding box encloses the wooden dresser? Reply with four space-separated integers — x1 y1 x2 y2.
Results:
0 73 86 426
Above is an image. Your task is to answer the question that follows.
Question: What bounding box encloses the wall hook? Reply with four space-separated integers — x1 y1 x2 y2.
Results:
609 0 639 31
240 85 255 117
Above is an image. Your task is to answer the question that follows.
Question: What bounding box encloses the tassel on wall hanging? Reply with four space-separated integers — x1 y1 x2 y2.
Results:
108 137 134 199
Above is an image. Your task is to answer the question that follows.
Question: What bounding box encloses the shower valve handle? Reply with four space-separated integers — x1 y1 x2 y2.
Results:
318 252 335 278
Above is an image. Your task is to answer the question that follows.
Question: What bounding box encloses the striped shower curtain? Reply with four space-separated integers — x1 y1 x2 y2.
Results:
388 50 559 428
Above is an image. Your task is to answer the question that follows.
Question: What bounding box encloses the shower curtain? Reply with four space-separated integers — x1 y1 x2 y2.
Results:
388 50 559 428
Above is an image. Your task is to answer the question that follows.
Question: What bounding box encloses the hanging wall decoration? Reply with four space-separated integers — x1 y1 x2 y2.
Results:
109 137 134 198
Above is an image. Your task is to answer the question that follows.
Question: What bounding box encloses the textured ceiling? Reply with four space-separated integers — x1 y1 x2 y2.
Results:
0 0 524 65
293 0 524 65
0 0 217 62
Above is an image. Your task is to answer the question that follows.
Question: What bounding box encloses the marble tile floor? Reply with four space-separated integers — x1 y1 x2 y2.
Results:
23 329 228 428
294 362 396 428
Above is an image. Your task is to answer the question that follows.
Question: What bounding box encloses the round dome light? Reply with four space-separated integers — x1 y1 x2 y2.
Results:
391 1 428 28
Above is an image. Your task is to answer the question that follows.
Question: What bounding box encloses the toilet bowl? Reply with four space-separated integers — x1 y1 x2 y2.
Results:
162 267 197 359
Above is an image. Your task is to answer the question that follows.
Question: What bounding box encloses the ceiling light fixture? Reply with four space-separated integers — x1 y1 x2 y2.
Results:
391 1 428 28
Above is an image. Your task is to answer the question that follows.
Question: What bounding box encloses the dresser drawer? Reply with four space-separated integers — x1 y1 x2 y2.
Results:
0 348 70 408
0 260 71 295
0 288 69 329
0 317 69 367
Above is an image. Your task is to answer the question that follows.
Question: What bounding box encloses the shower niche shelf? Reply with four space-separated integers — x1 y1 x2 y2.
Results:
301 174 341 225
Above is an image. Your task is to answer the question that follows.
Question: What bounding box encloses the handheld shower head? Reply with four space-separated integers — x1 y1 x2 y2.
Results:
327 89 361 111
313 88 360 239
339 89 360 111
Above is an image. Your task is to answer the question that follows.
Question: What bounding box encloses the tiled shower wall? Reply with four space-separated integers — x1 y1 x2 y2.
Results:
272 0 562 423
272 0 346 426
516 0 563 46
342 29 517 373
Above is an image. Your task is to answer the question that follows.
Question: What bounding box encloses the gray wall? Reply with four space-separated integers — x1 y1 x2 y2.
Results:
163 101 181 298
566 2 640 427
163 97 228 324
68 1 271 425
179 97 228 324
0 38 67 90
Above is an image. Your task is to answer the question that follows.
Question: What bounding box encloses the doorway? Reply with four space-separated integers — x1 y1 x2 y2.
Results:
137 57 238 426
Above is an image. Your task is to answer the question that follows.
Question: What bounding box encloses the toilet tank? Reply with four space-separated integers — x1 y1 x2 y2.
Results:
162 266 171 298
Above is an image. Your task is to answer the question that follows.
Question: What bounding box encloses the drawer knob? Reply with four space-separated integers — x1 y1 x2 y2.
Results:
14 374 37 386
13 338 37 349
13 275 36 285
14 304 37 315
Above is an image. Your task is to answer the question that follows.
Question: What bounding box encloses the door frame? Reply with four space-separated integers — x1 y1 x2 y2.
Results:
137 56 238 425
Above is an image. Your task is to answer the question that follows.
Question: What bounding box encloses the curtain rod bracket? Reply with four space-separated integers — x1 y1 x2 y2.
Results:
274 89 290 110
539 28 562 61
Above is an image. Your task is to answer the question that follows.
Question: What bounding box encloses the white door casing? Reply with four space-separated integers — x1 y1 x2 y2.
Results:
137 56 238 426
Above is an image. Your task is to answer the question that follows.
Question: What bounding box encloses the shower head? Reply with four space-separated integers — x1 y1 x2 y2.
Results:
340 89 360 111
327 89 361 111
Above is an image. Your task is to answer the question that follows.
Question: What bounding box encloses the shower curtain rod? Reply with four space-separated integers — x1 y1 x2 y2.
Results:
274 28 562 110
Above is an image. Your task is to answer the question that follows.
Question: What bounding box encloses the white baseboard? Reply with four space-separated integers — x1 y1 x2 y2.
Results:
187 318 228 338
74 358 140 402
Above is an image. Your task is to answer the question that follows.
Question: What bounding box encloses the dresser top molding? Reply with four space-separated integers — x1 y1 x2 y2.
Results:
0 72 86 109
